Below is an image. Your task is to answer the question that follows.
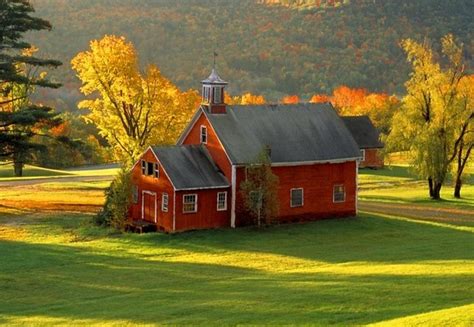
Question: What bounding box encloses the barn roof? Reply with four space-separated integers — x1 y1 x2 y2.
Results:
204 103 361 165
341 116 383 149
152 145 229 190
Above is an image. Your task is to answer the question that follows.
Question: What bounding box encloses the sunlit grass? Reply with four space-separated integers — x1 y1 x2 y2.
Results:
0 162 472 325
0 162 118 181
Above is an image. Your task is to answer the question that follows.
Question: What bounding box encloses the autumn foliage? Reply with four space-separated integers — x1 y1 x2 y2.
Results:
225 92 266 105
310 86 399 133
281 95 300 104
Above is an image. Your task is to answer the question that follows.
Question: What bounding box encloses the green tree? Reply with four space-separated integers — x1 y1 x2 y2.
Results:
0 0 63 176
240 147 279 227
387 35 472 199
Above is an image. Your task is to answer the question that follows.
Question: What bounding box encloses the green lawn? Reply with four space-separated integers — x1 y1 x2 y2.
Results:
0 164 472 325
0 163 118 181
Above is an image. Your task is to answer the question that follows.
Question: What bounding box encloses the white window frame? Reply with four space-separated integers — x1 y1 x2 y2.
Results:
360 149 366 161
141 160 146 175
217 191 227 211
333 185 346 203
162 193 169 212
183 194 198 213
200 125 207 144
154 163 160 178
290 188 304 208
203 86 210 102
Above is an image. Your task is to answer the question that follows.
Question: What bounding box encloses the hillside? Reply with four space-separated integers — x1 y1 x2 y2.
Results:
29 0 473 108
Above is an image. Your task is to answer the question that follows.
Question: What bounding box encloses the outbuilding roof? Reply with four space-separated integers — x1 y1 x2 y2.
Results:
341 116 383 149
204 103 361 165
152 145 229 190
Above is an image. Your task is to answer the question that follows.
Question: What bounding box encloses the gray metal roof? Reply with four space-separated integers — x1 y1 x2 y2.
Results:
205 103 361 164
202 69 228 85
341 116 383 149
152 145 229 190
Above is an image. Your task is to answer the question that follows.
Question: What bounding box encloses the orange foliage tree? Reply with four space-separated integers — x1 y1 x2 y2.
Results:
310 85 399 134
281 95 300 104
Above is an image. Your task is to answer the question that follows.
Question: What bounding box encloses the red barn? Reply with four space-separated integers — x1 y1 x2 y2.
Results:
128 69 362 232
342 116 384 169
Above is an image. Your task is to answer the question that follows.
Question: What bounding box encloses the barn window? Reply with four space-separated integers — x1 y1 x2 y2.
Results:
200 125 207 144
217 192 227 211
141 160 146 175
132 185 139 204
290 188 304 207
360 149 366 161
333 185 346 203
162 193 169 212
203 86 210 102
147 162 154 176
154 163 160 178
183 194 198 213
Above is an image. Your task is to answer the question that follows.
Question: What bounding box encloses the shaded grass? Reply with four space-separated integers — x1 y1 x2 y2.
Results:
0 211 473 326
0 163 472 325
0 164 72 179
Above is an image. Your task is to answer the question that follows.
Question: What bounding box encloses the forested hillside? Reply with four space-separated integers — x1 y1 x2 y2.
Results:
29 0 473 108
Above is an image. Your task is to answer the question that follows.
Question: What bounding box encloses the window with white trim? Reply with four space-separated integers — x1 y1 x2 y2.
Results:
154 163 159 178
200 125 207 144
162 193 169 212
217 192 227 211
290 188 304 207
183 194 198 213
360 149 366 161
333 185 346 203
146 162 154 176
141 160 146 175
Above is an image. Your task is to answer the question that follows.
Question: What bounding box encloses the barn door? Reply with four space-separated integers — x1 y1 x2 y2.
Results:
142 191 157 223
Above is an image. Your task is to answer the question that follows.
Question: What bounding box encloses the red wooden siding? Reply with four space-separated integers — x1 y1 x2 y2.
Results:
181 112 233 180
360 148 384 169
234 161 357 226
129 148 175 232
174 188 231 232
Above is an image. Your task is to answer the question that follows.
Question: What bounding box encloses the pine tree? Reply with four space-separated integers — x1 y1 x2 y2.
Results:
0 0 63 176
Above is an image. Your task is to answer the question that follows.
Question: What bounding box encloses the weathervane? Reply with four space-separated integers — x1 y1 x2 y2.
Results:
213 51 218 69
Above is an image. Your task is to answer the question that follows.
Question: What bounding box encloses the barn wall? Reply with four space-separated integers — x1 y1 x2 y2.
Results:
129 148 175 232
360 148 384 169
181 111 233 180
174 188 231 231
235 161 357 226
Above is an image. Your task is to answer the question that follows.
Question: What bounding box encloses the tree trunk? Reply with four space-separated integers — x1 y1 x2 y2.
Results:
453 143 472 199
428 177 434 198
454 177 462 199
431 182 442 200
13 160 24 177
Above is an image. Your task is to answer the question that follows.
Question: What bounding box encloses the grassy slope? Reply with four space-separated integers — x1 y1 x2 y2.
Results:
0 163 118 181
0 165 472 325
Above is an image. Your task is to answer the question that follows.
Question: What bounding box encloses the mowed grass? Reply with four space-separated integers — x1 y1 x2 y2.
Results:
0 165 472 325
0 163 118 181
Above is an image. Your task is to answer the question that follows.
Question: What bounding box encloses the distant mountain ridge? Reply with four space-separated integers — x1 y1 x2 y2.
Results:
29 0 473 108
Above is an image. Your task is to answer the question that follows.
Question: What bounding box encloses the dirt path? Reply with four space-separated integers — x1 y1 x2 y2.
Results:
0 175 113 187
359 201 474 226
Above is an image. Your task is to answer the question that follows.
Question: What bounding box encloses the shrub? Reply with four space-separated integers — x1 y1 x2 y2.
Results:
95 167 132 231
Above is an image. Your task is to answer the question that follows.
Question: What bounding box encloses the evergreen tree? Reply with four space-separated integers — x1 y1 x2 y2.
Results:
0 0 63 176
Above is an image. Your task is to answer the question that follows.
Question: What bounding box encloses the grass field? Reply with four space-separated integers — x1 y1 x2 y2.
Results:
0 164 472 325
0 163 118 181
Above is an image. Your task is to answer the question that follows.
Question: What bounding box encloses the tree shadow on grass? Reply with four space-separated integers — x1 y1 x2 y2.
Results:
129 213 474 265
0 239 472 325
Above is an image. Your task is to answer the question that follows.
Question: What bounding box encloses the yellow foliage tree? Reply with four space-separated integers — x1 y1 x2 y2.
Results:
71 35 199 165
225 92 266 105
